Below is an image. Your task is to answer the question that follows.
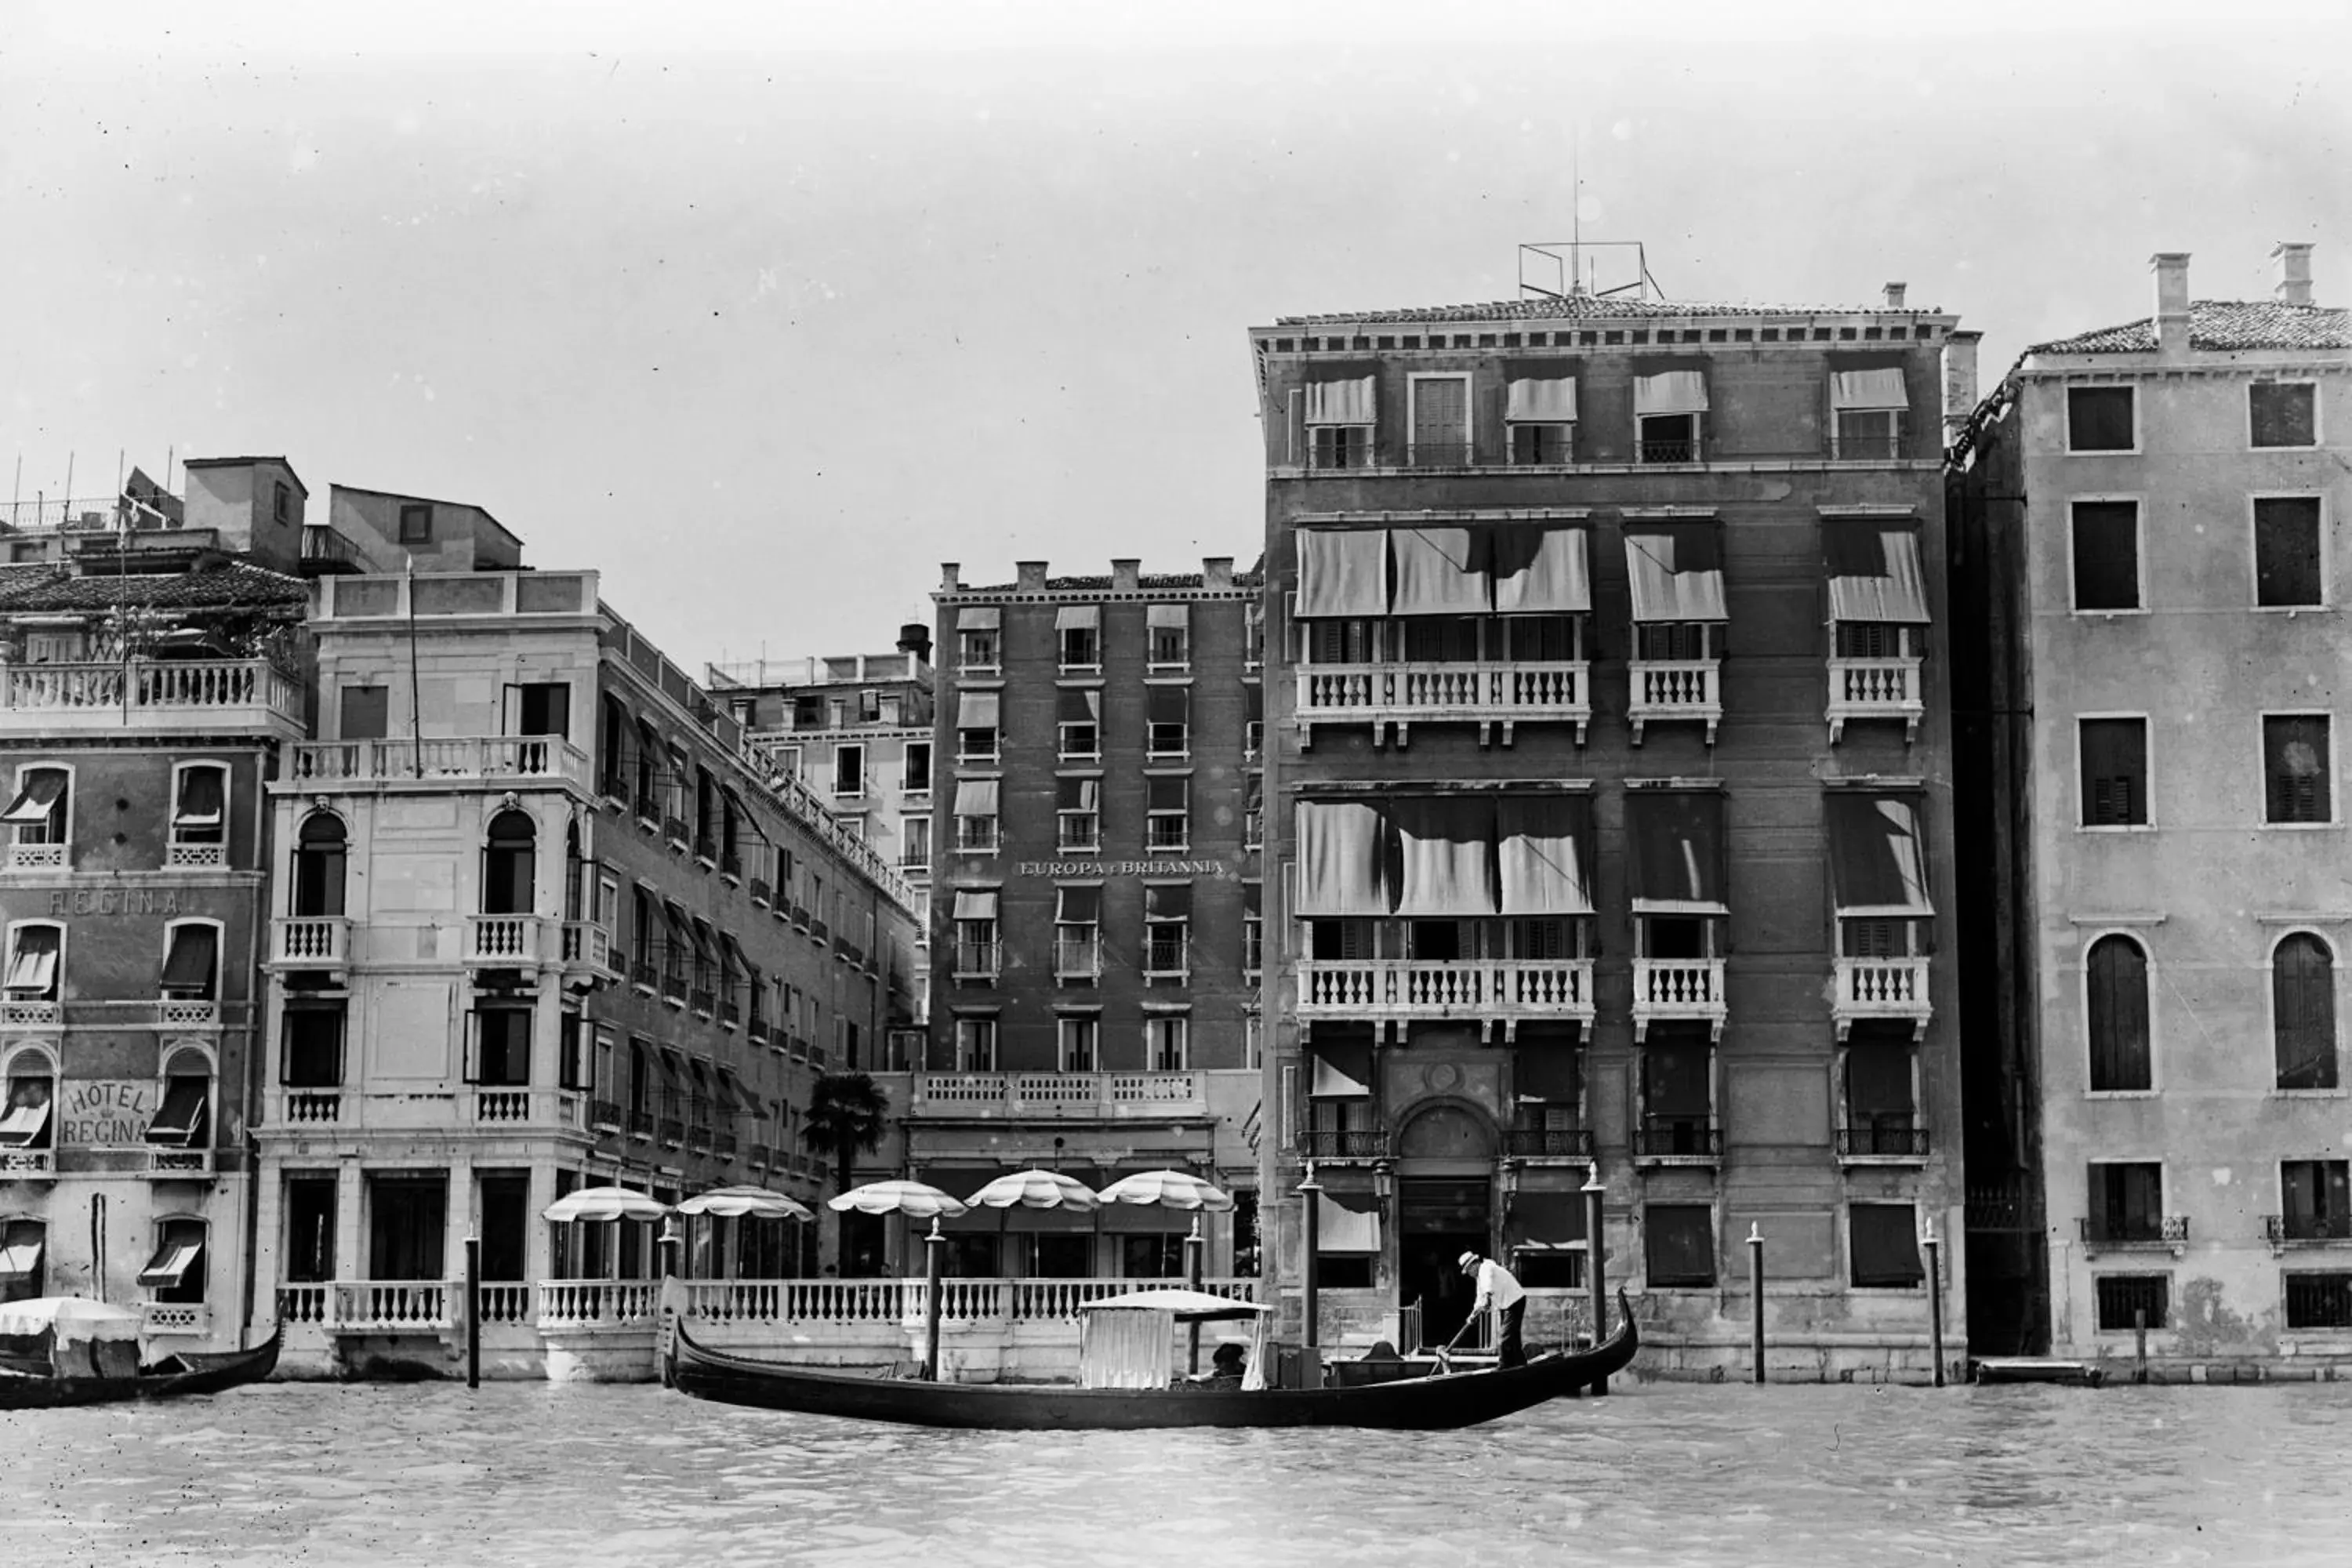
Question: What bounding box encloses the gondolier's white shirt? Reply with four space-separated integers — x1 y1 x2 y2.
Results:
1471 1258 1526 1316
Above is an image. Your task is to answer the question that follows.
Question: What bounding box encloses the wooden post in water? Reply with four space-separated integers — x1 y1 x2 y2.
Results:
1922 1216 1945 1388
463 1235 481 1390
1185 1214 1205 1375
2134 1308 2148 1385
921 1218 946 1382
1584 1172 1608 1397
1747 1223 1766 1385
1298 1163 1323 1389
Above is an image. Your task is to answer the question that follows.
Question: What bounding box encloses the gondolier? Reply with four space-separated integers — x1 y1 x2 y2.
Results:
1451 1251 1528 1369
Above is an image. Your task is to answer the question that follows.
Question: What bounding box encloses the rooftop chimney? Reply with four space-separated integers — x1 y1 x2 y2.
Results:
1203 556 1234 591
1883 281 1907 310
2151 252 2191 358
1111 558 1140 593
2274 241 2315 307
1942 329 1982 447
941 562 960 592
1016 560 1048 591
896 622 932 662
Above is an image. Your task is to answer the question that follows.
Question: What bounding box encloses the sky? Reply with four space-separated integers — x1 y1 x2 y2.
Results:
3 0 2344 677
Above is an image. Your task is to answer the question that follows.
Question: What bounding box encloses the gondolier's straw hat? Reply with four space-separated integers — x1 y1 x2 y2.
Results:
1458 1251 1480 1272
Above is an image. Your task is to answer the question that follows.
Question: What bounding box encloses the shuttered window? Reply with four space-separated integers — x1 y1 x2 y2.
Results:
2071 501 2140 610
2255 498 2324 608
2274 932 2339 1090
2086 935 2152 1092
2264 715 2332 825
2067 386 2135 451
2079 718 2148 827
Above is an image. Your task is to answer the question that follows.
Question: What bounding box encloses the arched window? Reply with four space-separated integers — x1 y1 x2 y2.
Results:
482 810 536 916
2086 935 2152 1091
292 813 347 917
139 1216 208 1305
147 1046 213 1150
2274 932 2338 1090
0 1047 56 1153
0 1215 46 1304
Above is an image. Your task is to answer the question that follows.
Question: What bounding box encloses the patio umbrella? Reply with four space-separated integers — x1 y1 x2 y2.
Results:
826 1179 968 1220
675 1186 815 1221
543 1185 668 1224
1096 1169 1235 1213
964 1168 1100 1211
0 1295 144 1343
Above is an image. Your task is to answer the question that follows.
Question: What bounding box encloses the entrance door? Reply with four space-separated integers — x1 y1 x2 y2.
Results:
1398 1178 1490 1349
368 1175 448 1280
477 1172 529 1281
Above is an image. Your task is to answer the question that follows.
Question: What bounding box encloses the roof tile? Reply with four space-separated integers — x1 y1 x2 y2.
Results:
2028 300 2352 355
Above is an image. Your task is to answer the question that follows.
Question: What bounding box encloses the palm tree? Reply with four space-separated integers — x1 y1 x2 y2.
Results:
803 1071 890 1270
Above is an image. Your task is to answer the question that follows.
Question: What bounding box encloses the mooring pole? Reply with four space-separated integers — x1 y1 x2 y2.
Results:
1747 1222 1766 1385
1922 1216 1946 1388
1185 1214 1206 1375
2134 1308 2149 1385
463 1235 481 1390
1583 1172 1608 1397
922 1217 946 1382
1298 1162 1323 1389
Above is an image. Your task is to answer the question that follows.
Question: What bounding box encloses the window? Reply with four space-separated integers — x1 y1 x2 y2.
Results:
858 688 881 724
159 921 220 1000
1634 622 1720 662
1058 688 1101 760
397 503 433 543
1054 886 1101 982
1058 605 1102 671
953 890 1000 979
140 1218 207 1305
1058 777 1101 851
2285 1273 2352 1330
958 625 1000 673
2071 501 2141 610
627 1040 653 1134
2255 499 2325 607
695 768 718 858
1635 390 1704 463
1507 372 1576 463
1407 374 1470 464
902 741 931 793
2088 1161 2165 1243
953 1016 997 1071
2276 933 2339 1090
281 1004 344 1087
146 1054 210 1149
2281 1160 2352 1242
1637 1033 1716 1156
1147 686 1189 758
1843 1029 1921 1155
470 1007 532 1086
165 764 228 866
1058 1015 1098 1073
506 682 570 740
0 1064 55 1151
2250 382 2318 448
899 814 931 869
956 691 999 764
2067 386 2136 452
2094 1274 2169 1331
281 1179 336 1285
1147 604 1191 669
1146 1015 1187 1071
2086 934 2152 1091
1849 1203 1923 1287
481 809 536 915
1244 601 1266 668
5 766 71 869
1644 1203 1715 1287
1834 407 1903 460
3 924 63 1004
1146 775 1188 851
273 481 292 525
1834 622 1916 659
0 1218 44 1305
953 779 998 853
1242 885 1262 977
2263 715 2332 824
1144 885 1190 980
1244 684 1264 757
633 723 662 819
833 744 866 797
2079 718 2148 827
1243 775 1263 850
342 685 389 741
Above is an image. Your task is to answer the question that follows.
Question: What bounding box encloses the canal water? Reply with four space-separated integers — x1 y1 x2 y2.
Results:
5 1381 2348 1566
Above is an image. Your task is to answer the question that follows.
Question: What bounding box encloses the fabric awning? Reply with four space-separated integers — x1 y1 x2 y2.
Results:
1147 684 1189 725
1390 527 1491 616
1145 883 1193 920
1508 1190 1588 1248
713 1069 753 1115
144 1080 208 1146
2 771 64 824
1296 800 1391 916
1055 604 1100 632
1147 774 1187 811
1826 525 1931 624
1310 1034 1374 1097
1390 796 1498 917
952 889 1000 921
1296 529 1389 619
956 606 1001 630
952 779 999 816
1634 369 1710 416
5 926 60 993
1305 376 1376 425
1243 881 1261 918
1828 794 1934 916
1831 368 1908 410
1054 884 1101 923
1058 775 1101 811
1497 795 1595 916
1624 524 1728 622
1315 1190 1383 1253
136 1240 204 1289
174 766 225 826
1487 524 1591 615
0 1239 40 1283
1626 792 1727 913
161 924 217 993
1507 376 1577 422
1146 604 1189 630
1058 686 1101 723
0 1098 50 1147
959 690 1000 729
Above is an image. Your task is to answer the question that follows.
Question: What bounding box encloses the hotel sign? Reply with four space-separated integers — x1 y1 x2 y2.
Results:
1013 859 1238 879
45 888 201 917
58 1080 155 1146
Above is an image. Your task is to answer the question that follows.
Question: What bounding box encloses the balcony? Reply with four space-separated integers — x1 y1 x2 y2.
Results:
748 877 773 909
2264 1214 2352 1252
466 913 552 969
1 657 303 739
163 840 227 869
284 735 593 792
2 999 61 1030
5 842 65 872
1833 957 1931 1040
141 1302 213 1337
953 942 1000 983
278 1091 343 1124
1632 959 1728 1040
296 523 364 575
1836 1123 1930 1162
1297 959 1595 1034
559 920 616 985
270 916 350 970
146 1147 214 1178
0 1147 54 1178
1295 661 1592 746
1627 659 1721 745
906 1070 1207 1120
156 998 220 1030
1304 1127 1390 1161
1054 938 1102 984
2079 1214 2190 1258
1506 1124 1594 1160
1633 1120 1722 1163
1827 656 1925 744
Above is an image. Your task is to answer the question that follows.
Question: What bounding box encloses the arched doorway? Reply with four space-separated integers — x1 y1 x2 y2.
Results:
1394 1101 1497 1349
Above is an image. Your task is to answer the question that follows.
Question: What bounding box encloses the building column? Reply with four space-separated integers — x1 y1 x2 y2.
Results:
251 1156 285 1327
336 1159 365 1280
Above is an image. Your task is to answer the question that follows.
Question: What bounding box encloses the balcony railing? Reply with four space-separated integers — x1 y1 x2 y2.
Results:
559 920 614 978
1833 957 1932 1038
748 877 773 908
1827 655 1925 744
2 657 303 735
1295 661 1591 743
285 735 593 790
298 523 363 572
2265 1213 2352 1246
0 1148 54 1176
908 1070 1206 1120
1837 1123 1930 1159
589 1098 621 1130
953 942 1000 981
1632 959 1728 1038
2079 1214 2190 1255
1304 1127 1390 1160
272 916 350 967
2 1000 61 1029
1633 1120 1722 1160
1627 659 1721 744
1054 938 1102 982
466 913 550 967
1506 1125 1594 1159
1297 958 1595 1023
164 840 226 868
141 1302 212 1337
157 997 220 1029
6 842 65 871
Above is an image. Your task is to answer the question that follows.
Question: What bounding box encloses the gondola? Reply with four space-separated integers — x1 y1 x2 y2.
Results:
0 1329 283 1411
669 1291 1637 1430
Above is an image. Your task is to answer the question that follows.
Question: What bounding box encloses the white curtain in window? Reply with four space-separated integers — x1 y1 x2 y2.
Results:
1827 794 1934 916
1497 795 1595 915
1054 604 1100 631
1389 528 1490 616
958 691 1000 730
1315 1192 1383 1252
1623 529 1728 622
1146 604 1189 630
951 889 999 921
1490 525 1592 615
1831 368 1908 409
1506 377 1577 422
1295 800 1391 916
956 606 1000 630
1305 376 1376 425
1295 529 1389 619
1827 529 1931 624
1633 370 1710 416
952 779 999 816
1390 797 1498 916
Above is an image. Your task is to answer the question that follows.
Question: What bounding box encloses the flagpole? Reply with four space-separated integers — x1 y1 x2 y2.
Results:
118 463 131 728
405 553 423 779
